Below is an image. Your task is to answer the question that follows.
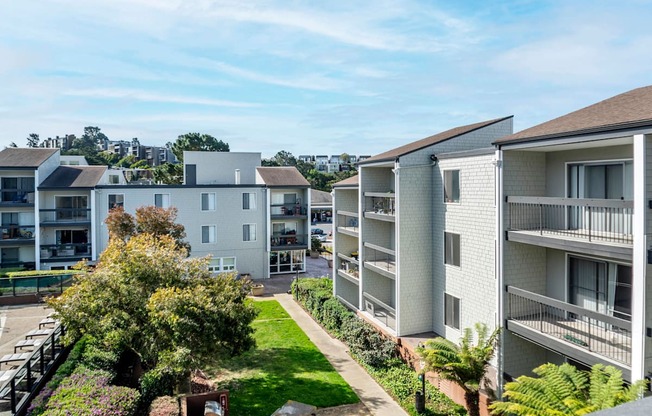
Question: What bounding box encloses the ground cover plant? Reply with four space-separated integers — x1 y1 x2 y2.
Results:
292 278 465 416
208 300 359 416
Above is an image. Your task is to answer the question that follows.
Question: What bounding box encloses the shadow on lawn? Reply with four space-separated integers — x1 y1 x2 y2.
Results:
210 345 339 375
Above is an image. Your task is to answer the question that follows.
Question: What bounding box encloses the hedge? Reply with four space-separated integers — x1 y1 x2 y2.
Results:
7 270 84 278
291 277 465 416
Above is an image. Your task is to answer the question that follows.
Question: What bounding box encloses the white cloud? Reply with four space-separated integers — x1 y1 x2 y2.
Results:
63 88 261 108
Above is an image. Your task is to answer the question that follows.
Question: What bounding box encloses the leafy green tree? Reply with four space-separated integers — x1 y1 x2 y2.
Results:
48 233 257 382
417 323 499 416
130 159 150 169
27 133 40 148
490 363 646 416
65 126 108 164
171 132 229 162
7 142 17 148
152 162 183 185
117 154 137 168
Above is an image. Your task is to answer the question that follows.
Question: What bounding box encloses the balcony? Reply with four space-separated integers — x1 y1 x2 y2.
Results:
507 197 632 260
506 286 631 378
40 243 91 261
270 233 308 250
0 190 35 206
39 209 91 226
337 254 360 284
0 226 35 245
363 292 396 331
336 210 359 237
270 204 308 219
364 192 395 222
363 242 396 279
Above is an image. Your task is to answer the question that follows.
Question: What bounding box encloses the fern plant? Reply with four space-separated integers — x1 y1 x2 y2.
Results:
490 363 647 416
417 323 500 416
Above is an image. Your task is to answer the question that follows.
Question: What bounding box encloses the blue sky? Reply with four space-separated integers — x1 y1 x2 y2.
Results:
1 0 651 158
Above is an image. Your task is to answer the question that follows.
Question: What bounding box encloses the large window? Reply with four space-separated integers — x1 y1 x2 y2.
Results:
444 170 460 203
55 196 88 220
208 257 236 273
444 232 460 266
243 193 256 210
154 193 170 208
201 193 216 211
108 194 124 210
243 224 256 242
201 225 216 244
444 293 460 330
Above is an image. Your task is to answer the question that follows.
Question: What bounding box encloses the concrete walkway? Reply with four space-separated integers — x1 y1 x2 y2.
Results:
274 293 408 416
0 304 53 357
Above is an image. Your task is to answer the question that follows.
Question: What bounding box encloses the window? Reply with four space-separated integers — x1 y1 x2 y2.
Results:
444 232 460 266
444 293 460 330
242 193 256 210
444 170 460 203
154 193 170 208
108 194 124 210
109 174 120 184
201 193 216 211
243 224 256 241
55 196 88 221
208 257 236 273
201 225 216 244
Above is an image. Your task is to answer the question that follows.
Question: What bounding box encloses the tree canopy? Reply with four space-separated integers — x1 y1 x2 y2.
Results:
27 133 40 148
490 363 646 416
171 132 229 162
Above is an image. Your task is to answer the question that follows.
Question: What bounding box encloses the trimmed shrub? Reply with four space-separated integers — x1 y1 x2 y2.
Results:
149 396 179 416
139 367 178 408
321 297 353 334
42 370 140 416
81 344 120 375
340 317 395 367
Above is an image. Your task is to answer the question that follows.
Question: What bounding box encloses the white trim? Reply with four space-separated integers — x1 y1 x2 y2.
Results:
442 168 461 204
394 159 400 335
243 223 257 242
200 224 217 244
154 193 171 208
443 292 461 331
34 171 40 269
91 190 97 261
494 149 504 396
200 192 216 212
242 192 257 211
443 231 461 268
499 129 652 151
631 134 646 382
107 193 125 210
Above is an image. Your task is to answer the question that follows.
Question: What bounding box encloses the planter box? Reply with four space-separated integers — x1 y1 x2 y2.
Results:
251 285 265 296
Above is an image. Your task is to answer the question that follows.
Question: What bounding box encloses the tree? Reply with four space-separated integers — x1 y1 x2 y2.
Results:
27 133 40 148
171 132 229 162
48 234 257 380
105 206 190 253
417 323 499 416
152 162 183 185
340 153 350 163
7 142 17 148
490 363 646 416
66 126 108 165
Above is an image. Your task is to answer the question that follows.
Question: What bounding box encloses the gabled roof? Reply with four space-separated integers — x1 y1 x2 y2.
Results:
256 167 310 187
0 148 58 168
496 85 652 145
332 175 359 188
311 189 332 206
360 116 512 164
39 166 107 188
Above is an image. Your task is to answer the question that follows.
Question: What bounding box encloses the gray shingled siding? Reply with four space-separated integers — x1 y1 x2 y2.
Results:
333 187 361 309
646 135 652 373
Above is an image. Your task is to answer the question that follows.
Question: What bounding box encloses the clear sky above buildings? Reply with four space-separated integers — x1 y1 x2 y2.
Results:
1 0 652 157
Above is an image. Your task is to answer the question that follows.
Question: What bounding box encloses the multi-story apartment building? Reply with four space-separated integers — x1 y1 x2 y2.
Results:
333 86 652 400
0 148 310 277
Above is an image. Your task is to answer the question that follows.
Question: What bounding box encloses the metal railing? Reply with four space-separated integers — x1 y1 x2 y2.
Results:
270 233 308 248
39 244 91 259
338 259 359 279
270 204 308 217
39 208 91 223
364 193 395 216
508 196 633 244
0 274 74 297
336 211 359 233
0 324 67 414
507 286 631 365
0 226 35 241
363 292 396 330
0 190 35 204
363 243 396 276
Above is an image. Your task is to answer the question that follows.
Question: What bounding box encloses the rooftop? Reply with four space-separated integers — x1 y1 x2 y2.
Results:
360 116 512 164
332 175 359 188
311 189 332 206
0 148 58 168
39 166 107 188
496 85 652 145
256 167 310 187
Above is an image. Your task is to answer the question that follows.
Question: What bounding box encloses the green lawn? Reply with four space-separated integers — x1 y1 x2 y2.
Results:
208 300 359 416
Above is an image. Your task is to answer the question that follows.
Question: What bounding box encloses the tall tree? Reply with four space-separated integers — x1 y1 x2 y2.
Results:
152 162 183 185
7 142 17 148
490 363 646 416
417 323 499 416
26 133 40 148
171 132 229 162
67 126 108 164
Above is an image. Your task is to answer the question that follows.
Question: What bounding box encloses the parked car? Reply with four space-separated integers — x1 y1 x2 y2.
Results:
312 234 327 242
311 228 325 235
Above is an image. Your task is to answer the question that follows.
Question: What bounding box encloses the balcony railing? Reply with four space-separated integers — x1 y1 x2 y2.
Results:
363 242 396 278
0 190 35 204
0 225 35 241
364 192 395 220
0 274 74 297
336 211 359 235
40 243 91 259
507 286 631 366
39 208 91 224
508 196 633 244
270 204 308 217
363 292 396 331
270 233 308 249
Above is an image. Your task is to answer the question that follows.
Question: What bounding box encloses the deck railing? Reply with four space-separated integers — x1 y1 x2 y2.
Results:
507 196 633 244
0 274 74 297
39 208 91 223
0 324 67 414
507 286 631 365
270 233 308 249
39 243 91 259
363 243 396 276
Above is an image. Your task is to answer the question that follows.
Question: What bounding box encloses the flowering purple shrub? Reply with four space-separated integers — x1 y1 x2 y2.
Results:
41 370 140 416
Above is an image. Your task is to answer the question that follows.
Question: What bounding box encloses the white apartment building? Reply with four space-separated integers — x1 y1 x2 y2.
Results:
0 149 310 278
333 85 652 397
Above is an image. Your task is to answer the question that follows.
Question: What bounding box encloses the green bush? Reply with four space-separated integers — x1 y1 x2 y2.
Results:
7 270 83 277
149 396 179 416
139 367 179 408
340 317 396 367
81 344 120 375
321 297 353 334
